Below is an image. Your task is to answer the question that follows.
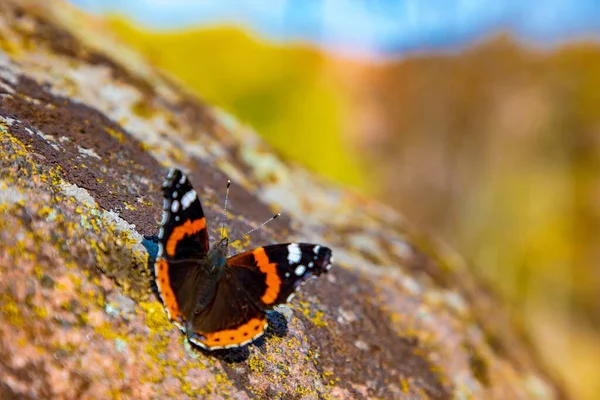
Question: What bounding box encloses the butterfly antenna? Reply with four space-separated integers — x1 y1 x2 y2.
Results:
230 213 281 244
220 180 231 239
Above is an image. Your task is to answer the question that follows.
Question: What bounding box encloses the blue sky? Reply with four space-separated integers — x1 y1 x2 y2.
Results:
70 0 600 57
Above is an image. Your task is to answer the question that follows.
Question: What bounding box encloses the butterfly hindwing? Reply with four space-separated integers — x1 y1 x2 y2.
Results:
188 270 268 350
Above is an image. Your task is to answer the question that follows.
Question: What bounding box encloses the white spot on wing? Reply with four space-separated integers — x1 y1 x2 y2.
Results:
160 211 168 224
313 245 320 254
181 190 197 210
308 262 314 268
162 199 168 209
285 272 290 278
172 191 178 198
158 227 164 238
179 174 187 184
171 200 180 213
286 293 295 302
294 265 306 276
287 243 301 264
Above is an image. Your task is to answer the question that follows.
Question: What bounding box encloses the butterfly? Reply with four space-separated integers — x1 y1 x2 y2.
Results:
154 168 333 350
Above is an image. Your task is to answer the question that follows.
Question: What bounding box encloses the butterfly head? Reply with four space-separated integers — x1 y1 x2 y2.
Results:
207 178 280 274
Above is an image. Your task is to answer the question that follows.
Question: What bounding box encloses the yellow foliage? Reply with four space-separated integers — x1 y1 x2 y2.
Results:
107 16 367 189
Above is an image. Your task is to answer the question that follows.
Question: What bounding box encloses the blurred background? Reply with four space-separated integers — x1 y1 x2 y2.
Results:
70 1 600 398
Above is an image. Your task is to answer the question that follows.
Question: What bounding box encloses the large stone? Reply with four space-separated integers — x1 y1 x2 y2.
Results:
0 1 561 398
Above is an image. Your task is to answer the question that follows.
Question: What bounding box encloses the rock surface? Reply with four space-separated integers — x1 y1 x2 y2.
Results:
0 1 561 398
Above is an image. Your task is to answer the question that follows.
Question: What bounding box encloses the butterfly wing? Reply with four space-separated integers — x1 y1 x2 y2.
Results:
158 168 209 257
187 242 333 350
155 168 210 329
227 243 333 306
187 272 268 350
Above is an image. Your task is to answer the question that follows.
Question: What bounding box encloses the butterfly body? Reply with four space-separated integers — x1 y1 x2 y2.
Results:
204 238 229 275
155 169 333 350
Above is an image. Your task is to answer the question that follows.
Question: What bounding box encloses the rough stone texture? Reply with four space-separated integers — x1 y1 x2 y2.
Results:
0 1 562 399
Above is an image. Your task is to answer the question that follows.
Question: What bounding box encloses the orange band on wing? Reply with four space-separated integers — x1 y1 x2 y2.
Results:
166 218 206 256
252 247 282 304
196 317 267 348
154 259 184 323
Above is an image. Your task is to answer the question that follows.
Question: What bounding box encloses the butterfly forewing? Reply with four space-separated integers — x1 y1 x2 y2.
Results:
155 168 210 330
159 168 209 259
226 243 333 307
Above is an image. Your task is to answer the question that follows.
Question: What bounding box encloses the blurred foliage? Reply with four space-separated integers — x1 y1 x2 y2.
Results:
343 37 600 400
107 16 367 190
102 17 598 399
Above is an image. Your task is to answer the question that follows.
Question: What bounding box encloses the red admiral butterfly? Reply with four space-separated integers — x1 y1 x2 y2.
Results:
155 169 333 350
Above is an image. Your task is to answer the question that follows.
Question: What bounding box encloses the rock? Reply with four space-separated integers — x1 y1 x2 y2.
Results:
0 1 561 398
